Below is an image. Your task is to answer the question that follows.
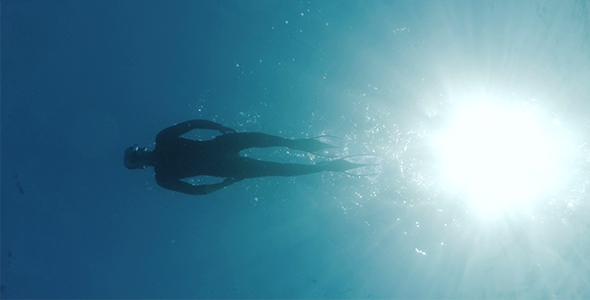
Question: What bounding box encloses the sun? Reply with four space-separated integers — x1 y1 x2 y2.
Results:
435 101 569 215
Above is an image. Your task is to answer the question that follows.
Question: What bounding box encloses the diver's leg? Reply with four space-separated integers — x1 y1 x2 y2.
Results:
214 132 338 154
222 157 352 178
213 133 294 154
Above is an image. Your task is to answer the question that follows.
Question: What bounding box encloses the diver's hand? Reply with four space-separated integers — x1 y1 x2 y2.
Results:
219 126 237 134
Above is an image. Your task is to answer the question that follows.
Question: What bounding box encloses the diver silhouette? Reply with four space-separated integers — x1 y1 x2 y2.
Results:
124 119 380 195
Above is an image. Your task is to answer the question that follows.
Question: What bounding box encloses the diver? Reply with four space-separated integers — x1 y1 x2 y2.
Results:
124 119 380 195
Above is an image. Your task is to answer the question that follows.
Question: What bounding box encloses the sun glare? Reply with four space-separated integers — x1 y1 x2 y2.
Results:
436 102 568 215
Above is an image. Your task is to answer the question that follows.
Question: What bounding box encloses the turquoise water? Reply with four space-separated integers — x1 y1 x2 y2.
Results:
2 0 590 298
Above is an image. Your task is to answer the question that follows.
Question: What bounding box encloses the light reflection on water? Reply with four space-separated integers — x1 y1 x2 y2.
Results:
320 2 590 295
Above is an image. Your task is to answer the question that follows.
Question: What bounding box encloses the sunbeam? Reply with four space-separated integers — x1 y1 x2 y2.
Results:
435 100 572 215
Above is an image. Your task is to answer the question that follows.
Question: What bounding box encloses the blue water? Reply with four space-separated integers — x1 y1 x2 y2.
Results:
2 0 590 298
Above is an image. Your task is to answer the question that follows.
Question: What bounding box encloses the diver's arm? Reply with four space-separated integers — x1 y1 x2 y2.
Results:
156 177 243 195
156 119 236 141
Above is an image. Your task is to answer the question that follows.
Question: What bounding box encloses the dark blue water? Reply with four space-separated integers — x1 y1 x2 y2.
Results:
2 1 590 298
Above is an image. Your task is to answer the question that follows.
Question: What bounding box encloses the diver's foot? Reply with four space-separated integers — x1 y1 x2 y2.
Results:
291 136 344 157
319 155 383 176
342 155 383 176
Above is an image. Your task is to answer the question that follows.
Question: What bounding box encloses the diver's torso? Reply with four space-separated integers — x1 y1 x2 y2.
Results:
154 137 231 179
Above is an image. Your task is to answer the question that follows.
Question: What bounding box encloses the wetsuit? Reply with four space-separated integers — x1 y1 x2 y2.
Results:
153 119 351 195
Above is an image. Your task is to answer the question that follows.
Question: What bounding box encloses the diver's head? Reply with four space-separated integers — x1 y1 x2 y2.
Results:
124 145 154 169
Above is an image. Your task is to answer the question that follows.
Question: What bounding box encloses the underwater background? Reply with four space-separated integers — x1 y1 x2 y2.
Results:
2 0 590 298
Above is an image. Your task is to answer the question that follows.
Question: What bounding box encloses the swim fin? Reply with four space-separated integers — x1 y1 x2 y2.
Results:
342 155 383 176
310 135 345 157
